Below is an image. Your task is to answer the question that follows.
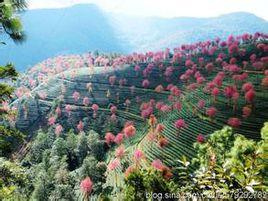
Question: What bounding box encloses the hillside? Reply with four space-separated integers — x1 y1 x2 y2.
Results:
6 32 268 199
1 4 268 71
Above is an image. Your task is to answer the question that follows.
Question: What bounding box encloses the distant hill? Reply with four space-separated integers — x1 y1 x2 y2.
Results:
0 4 268 71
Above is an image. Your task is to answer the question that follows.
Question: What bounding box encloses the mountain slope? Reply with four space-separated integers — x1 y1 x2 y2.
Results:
8 33 268 199
0 4 128 71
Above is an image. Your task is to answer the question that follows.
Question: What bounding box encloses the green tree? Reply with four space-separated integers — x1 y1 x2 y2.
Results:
26 129 55 164
75 133 90 165
124 168 176 201
191 125 267 196
0 0 27 156
0 1 28 199
0 157 29 200
88 130 105 161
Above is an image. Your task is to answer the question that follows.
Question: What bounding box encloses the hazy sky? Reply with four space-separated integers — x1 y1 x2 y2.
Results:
28 0 268 20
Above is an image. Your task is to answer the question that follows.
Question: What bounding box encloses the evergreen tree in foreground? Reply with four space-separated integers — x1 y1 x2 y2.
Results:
0 0 27 156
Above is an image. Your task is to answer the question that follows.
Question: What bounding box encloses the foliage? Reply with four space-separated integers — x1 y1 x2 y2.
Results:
192 126 236 168
0 157 29 200
124 168 177 201
18 128 109 200
0 0 26 42
124 123 268 199
0 0 26 157
191 125 267 195
0 125 24 156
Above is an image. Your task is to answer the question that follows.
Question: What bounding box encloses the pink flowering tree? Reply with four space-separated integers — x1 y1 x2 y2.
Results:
77 120 84 133
91 104 99 118
133 149 145 166
72 91 80 102
206 107 217 120
174 119 187 135
105 132 115 146
55 124 63 136
80 177 93 199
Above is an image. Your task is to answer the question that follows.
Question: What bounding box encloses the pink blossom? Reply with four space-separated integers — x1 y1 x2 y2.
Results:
228 64 241 73
55 107 61 116
224 85 237 99
124 125 136 138
72 91 80 102
65 104 72 116
245 89 255 103
29 78 36 88
83 97 90 106
107 158 120 171
173 102 182 111
211 87 220 97
48 116 56 125
158 137 169 148
206 107 217 118
164 67 173 77
147 132 157 141
205 62 214 72
216 57 223 64
170 86 181 97
1 101 9 111
174 119 187 129
213 73 224 87
55 124 63 136
142 79 150 88
198 100 206 109
91 104 99 112
141 107 153 119
253 61 264 70
242 82 253 92
115 145 125 158
227 118 241 128
133 149 144 162
155 102 164 110
114 133 124 144
197 76 205 84
77 121 84 132
261 57 268 64
185 59 193 67
38 91 47 100
151 159 165 171
166 84 174 91
232 92 239 101
160 105 171 113
105 132 115 145
110 114 117 122
197 134 205 143
80 177 93 195
156 124 165 133
187 83 198 91
155 85 164 93
110 106 117 114
134 65 141 72
229 57 237 64
168 95 174 102
242 106 251 118
228 43 239 55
